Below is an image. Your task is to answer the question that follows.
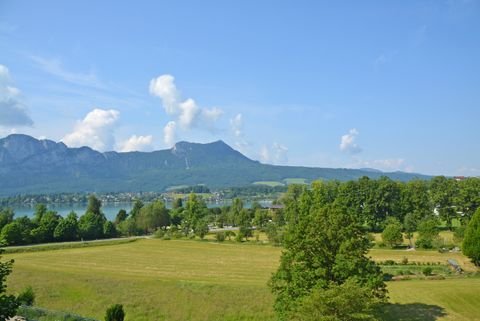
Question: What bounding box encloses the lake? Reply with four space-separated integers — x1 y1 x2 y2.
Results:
10 200 273 221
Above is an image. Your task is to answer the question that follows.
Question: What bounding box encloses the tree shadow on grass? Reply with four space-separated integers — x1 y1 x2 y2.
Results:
374 303 447 321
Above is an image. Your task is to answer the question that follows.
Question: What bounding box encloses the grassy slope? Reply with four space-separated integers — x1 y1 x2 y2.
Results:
5 239 480 321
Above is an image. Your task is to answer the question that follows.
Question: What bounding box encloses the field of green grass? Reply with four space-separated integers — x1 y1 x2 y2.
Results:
5 239 480 321
282 178 308 185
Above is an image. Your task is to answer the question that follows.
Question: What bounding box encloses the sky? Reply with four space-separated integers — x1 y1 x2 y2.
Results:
0 0 479 176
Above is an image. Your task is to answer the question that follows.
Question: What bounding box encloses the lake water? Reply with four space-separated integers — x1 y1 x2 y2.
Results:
10 200 272 221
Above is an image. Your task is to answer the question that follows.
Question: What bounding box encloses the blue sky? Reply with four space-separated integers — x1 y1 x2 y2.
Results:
0 0 479 176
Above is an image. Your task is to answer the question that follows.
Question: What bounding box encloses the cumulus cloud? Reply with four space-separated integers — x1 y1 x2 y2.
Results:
230 113 243 138
62 108 119 151
340 128 362 154
163 121 177 147
119 135 153 152
0 65 33 127
149 74 224 145
260 142 289 164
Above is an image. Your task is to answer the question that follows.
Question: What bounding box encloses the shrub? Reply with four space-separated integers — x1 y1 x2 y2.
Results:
105 304 125 321
401 257 409 265
463 208 480 266
17 286 35 306
215 232 225 242
422 267 433 276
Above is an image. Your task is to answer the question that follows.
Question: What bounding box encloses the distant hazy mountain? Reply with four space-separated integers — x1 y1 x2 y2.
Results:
0 134 430 196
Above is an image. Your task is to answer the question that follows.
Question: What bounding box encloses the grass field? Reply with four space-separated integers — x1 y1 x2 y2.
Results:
5 239 480 321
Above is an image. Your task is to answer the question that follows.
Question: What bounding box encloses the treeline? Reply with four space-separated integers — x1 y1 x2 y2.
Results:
0 193 278 246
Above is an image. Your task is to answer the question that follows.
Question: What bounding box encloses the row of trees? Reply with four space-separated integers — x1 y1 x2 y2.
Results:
281 176 479 231
0 193 279 246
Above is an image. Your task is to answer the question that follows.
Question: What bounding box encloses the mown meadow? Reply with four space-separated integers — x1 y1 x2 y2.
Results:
5 238 480 321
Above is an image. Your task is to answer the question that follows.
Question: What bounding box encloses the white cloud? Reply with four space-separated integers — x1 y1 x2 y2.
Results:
340 128 362 154
62 108 119 151
0 65 33 127
230 113 243 138
260 142 289 164
149 74 224 138
119 135 153 152
163 121 177 147
30 56 104 89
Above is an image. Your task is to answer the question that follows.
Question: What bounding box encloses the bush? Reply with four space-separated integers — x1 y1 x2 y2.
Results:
463 208 480 266
401 257 409 265
17 286 35 306
105 304 125 321
215 232 225 242
422 267 433 276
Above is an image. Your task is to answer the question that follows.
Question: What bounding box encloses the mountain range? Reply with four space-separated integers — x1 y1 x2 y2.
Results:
0 134 430 196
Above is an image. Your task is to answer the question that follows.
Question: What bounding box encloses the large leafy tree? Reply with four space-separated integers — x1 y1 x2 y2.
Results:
463 208 480 266
54 211 79 241
0 248 19 320
430 176 458 230
269 183 386 320
456 178 480 223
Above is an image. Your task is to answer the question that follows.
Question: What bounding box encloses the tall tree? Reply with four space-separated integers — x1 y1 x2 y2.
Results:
269 185 386 320
430 176 458 230
463 208 480 266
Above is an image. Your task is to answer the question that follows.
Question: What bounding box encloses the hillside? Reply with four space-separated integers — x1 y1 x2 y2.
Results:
0 134 430 196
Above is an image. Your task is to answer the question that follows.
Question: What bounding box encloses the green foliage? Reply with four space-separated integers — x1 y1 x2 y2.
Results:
194 219 209 239
269 183 386 320
416 218 440 249
86 195 102 216
215 232 225 242
0 248 20 320
0 208 14 231
78 212 106 240
103 221 117 238
105 304 125 321
54 212 79 242
381 218 403 248
463 208 480 266
114 209 128 225
422 267 433 276
136 200 170 234
265 222 283 246
17 286 35 306
1 221 26 245
290 279 379 321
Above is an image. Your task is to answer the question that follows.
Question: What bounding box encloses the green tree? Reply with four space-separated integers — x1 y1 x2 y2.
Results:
182 193 207 235
54 212 79 242
136 200 170 234
105 304 125 321
103 221 117 238
0 248 20 320
381 218 403 248
269 185 386 320
1 222 24 246
0 209 14 231
78 212 106 240
194 219 209 239
416 217 440 249
430 176 458 230
456 178 480 222
403 212 418 248
129 200 144 219
114 209 128 225
86 194 102 215
463 208 480 266
291 279 379 321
